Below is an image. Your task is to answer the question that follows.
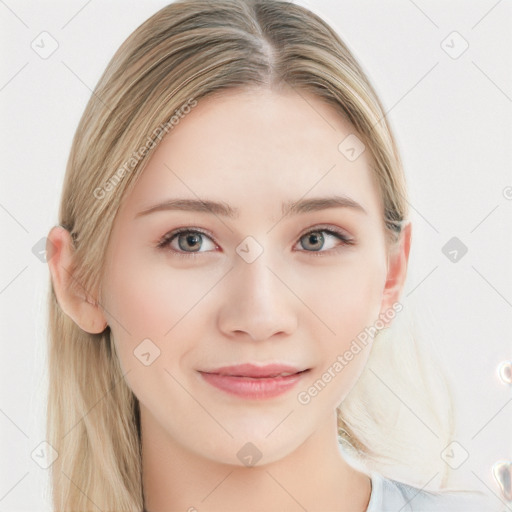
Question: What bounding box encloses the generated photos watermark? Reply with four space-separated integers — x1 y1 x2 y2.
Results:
93 97 198 200
297 301 403 405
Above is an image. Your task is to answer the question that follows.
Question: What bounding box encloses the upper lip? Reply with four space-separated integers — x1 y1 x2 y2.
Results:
200 363 308 378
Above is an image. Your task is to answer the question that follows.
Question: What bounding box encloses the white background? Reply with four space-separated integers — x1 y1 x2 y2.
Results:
0 1 511 510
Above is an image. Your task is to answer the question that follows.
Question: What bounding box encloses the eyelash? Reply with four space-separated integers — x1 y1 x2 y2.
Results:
156 225 355 259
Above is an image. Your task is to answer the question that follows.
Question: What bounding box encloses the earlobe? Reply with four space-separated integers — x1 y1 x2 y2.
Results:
47 226 108 334
379 221 412 325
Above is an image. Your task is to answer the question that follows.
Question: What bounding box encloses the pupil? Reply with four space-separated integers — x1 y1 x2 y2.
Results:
304 232 323 251
179 233 201 251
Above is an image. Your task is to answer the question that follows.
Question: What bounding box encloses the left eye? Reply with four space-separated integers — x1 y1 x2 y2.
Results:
157 227 353 256
296 229 352 252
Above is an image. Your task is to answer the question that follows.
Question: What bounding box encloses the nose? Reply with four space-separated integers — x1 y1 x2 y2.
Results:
216 253 298 342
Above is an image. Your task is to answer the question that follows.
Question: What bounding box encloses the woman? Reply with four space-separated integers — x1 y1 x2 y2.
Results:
45 0 494 510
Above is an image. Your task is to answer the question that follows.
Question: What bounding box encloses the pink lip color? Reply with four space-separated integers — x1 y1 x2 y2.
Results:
198 363 309 400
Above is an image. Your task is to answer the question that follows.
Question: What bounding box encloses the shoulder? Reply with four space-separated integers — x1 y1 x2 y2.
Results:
366 472 499 512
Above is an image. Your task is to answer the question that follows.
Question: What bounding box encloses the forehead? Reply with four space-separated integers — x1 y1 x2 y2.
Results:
121 87 383 220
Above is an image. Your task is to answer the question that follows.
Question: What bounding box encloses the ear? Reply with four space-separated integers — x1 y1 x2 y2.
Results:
47 226 108 334
379 221 412 326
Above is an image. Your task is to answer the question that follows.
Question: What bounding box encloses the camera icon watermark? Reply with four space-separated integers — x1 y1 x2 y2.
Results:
31 441 59 469
32 236 57 263
236 442 262 467
338 134 365 162
440 31 469 60
440 441 469 469
133 338 161 366
441 236 468 263
236 236 264 263
31 31 59 59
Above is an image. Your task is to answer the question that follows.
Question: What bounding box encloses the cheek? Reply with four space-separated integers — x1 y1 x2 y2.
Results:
103 250 205 335
295 250 386 401
101 251 221 373
298 251 386 339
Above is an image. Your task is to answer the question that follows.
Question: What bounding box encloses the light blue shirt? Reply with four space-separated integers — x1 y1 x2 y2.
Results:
366 471 500 511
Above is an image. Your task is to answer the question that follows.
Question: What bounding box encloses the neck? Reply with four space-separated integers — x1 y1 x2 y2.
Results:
141 406 372 512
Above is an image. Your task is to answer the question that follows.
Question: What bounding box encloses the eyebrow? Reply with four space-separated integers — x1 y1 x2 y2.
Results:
135 194 367 219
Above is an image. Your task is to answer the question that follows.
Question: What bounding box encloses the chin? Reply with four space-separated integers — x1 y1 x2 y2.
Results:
191 431 304 469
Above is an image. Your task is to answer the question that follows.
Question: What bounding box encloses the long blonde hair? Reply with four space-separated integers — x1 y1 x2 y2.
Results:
46 0 455 509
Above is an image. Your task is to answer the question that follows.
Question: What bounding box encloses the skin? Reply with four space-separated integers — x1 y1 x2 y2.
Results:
48 87 411 512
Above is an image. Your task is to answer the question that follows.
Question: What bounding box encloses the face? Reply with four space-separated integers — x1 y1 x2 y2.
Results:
99 87 394 466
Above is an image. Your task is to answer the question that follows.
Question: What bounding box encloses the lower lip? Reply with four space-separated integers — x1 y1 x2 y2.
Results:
199 371 308 400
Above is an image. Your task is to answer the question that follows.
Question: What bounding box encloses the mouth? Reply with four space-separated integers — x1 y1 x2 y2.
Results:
198 363 311 400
